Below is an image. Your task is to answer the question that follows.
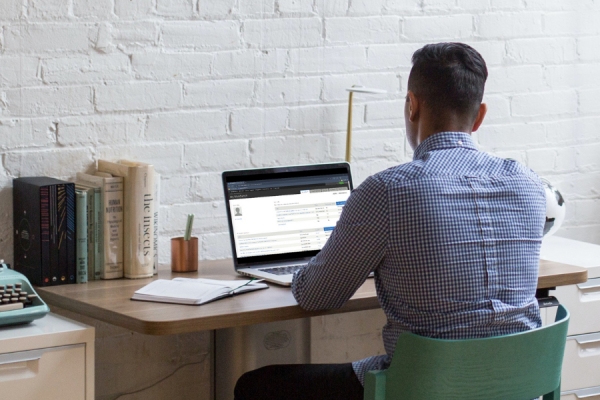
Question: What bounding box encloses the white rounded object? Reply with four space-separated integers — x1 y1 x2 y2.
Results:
542 179 566 237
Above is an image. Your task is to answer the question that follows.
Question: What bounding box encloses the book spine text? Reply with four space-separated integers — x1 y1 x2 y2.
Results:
102 180 124 279
75 189 88 283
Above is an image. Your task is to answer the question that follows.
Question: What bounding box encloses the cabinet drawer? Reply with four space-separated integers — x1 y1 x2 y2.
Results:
562 385 600 399
550 278 600 336
0 344 86 399
561 333 600 392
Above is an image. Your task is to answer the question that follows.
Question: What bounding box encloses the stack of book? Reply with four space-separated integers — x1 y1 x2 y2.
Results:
75 159 159 281
13 177 77 286
12 159 159 285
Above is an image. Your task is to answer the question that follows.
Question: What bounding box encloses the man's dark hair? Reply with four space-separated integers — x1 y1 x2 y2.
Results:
408 43 488 122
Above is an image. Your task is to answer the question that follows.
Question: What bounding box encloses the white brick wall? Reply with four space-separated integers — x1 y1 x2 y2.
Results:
1 0 599 263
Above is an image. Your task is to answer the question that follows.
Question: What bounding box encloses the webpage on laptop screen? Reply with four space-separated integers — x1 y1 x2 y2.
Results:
227 174 350 258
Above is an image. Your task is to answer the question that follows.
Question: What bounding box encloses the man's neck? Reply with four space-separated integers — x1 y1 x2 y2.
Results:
416 111 474 146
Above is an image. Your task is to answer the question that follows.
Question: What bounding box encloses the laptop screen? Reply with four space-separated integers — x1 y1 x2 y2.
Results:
223 164 352 266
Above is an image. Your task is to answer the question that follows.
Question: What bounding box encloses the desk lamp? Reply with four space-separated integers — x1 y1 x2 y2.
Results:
345 86 387 162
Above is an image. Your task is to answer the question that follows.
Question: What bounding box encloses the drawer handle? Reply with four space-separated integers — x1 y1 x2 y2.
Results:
577 278 600 290
574 332 600 344
0 350 43 366
565 385 600 398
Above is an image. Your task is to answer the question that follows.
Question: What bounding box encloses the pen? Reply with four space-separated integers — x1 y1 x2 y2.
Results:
229 278 263 294
184 214 194 241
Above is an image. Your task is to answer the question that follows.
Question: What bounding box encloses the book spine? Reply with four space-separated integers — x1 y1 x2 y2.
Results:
94 186 102 280
134 166 155 278
75 189 88 283
66 183 76 284
40 186 50 286
55 184 69 284
86 187 95 281
57 184 66 283
153 174 160 275
57 184 67 284
49 184 59 285
102 179 124 279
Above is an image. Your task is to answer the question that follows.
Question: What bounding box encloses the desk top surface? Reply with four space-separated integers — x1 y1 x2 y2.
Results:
35 259 587 336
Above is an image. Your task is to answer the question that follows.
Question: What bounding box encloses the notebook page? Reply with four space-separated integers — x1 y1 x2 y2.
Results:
134 279 227 304
174 278 264 289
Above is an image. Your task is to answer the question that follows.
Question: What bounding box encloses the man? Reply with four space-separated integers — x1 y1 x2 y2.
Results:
234 42 546 400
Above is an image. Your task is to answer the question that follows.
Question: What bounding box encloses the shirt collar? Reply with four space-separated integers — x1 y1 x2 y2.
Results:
413 132 477 160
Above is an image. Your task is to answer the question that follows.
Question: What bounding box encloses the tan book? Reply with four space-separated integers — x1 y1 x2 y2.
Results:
97 160 154 279
76 172 124 280
120 160 160 275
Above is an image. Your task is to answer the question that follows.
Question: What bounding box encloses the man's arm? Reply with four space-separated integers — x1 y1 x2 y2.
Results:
291 175 388 311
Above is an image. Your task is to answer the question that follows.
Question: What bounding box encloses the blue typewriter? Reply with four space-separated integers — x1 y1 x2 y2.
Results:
0 260 49 327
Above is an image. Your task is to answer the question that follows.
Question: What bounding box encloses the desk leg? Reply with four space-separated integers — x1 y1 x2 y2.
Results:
214 318 310 400
536 288 555 299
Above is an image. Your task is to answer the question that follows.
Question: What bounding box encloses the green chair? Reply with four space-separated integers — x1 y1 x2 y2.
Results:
364 305 569 400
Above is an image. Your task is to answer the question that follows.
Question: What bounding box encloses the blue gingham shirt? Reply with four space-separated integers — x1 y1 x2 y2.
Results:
292 132 545 385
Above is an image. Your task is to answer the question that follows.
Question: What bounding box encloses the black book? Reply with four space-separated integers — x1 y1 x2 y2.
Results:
13 177 76 286
65 183 77 283
54 183 76 284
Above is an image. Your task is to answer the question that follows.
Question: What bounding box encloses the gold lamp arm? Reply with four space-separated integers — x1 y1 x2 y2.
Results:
345 91 354 163
344 86 386 163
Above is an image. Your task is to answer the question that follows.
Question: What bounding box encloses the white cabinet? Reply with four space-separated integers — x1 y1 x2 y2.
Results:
551 278 600 336
561 333 600 392
561 386 600 400
541 236 600 399
0 313 94 400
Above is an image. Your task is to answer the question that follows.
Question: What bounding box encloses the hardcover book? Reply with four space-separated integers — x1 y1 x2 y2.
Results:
153 173 160 275
121 161 159 275
75 183 98 281
75 188 88 283
57 183 76 284
75 178 103 280
97 160 154 279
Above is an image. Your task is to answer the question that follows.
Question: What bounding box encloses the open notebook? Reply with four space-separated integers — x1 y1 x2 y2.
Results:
131 278 268 305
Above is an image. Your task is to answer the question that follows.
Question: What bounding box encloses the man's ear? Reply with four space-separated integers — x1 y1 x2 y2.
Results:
472 103 487 132
407 91 419 122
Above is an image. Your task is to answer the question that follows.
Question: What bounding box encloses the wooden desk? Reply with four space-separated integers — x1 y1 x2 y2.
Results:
538 259 588 289
36 259 587 336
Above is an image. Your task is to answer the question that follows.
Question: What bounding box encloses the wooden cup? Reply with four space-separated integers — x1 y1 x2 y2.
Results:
170 237 198 272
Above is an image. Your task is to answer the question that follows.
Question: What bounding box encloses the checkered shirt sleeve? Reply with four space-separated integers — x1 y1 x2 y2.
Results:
292 174 388 311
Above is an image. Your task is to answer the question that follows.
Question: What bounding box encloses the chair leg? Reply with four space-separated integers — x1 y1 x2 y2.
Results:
542 383 561 400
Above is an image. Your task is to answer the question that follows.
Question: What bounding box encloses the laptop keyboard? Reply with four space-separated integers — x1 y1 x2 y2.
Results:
259 264 305 276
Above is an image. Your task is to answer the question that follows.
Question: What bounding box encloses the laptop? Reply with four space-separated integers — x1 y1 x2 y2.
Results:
222 163 353 286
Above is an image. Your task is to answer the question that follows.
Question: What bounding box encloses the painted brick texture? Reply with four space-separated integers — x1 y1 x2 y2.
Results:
0 0 599 264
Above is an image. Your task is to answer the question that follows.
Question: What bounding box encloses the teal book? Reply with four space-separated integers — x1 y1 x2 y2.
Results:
76 184 97 281
75 188 88 283
75 178 104 280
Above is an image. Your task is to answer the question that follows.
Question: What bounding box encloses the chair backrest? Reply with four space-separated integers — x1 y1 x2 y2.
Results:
364 305 569 400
